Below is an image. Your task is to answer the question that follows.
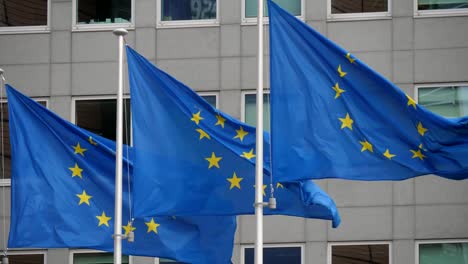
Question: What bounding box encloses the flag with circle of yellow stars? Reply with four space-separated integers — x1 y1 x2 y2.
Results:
127 46 340 228
6 85 236 264
268 0 468 181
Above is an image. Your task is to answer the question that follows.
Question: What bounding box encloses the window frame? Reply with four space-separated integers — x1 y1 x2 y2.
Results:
198 91 219 109
156 0 220 29
0 98 48 187
5 249 47 263
415 239 468 264
241 0 305 25
69 249 133 264
240 243 305 264
0 0 51 34
327 0 392 21
71 0 135 32
241 90 270 123
327 241 392 264
414 0 468 18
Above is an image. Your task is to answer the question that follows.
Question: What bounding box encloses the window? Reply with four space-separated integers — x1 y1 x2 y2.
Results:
71 251 129 264
199 92 218 108
417 240 468 264
416 0 468 16
0 100 47 185
242 244 304 264
242 91 270 132
157 0 218 28
157 258 185 264
243 0 303 24
73 0 133 30
73 98 131 145
0 0 50 33
417 84 468 118
328 242 391 264
328 0 391 20
4 251 46 264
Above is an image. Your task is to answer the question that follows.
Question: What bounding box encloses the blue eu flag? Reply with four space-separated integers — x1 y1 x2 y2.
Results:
127 46 340 228
6 85 236 264
268 0 468 181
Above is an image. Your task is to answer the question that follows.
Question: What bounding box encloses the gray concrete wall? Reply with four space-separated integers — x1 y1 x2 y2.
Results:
1 0 468 263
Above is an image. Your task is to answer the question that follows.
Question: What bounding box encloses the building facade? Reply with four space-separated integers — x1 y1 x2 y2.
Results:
1 0 468 263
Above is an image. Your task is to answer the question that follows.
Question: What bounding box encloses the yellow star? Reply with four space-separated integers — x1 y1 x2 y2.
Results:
276 182 284 189
240 148 256 160
253 184 267 196
88 136 98 146
339 113 354 130
234 126 249 141
96 212 111 227
332 83 346 99
76 190 92 206
205 152 222 169
227 172 243 190
215 114 226 128
417 122 428 136
191 111 204 125
69 163 83 179
72 142 87 156
145 218 160 234
196 128 211 140
123 221 136 235
383 149 396 160
346 53 356 64
406 94 417 109
337 65 347 78
359 140 374 153
410 149 426 160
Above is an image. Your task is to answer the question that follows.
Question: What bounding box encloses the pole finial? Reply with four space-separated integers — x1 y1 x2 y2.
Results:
113 28 128 37
0 68 4 76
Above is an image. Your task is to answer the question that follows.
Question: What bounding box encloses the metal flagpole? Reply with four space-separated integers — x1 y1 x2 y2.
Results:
254 0 264 263
113 28 128 264
0 68 9 264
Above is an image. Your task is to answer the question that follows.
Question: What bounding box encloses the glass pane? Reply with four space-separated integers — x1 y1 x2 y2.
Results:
75 99 131 145
332 244 389 264
245 0 301 18
0 0 48 27
418 85 468 118
201 95 217 108
244 94 271 132
161 0 216 21
420 243 468 264
6 254 44 264
77 0 131 24
418 0 468 10
0 101 46 180
331 0 388 14
244 247 301 264
73 252 129 264
159 258 186 264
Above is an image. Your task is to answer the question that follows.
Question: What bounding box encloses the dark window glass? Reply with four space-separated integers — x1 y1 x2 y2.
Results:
244 93 270 132
0 101 46 180
6 254 44 264
418 0 468 10
245 0 301 18
331 0 388 14
244 247 301 264
75 99 131 145
418 85 468 118
77 0 131 24
419 242 468 264
73 252 129 264
159 258 186 264
161 0 216 21
332 244 389 264
201 95 217 108
0 0 47 27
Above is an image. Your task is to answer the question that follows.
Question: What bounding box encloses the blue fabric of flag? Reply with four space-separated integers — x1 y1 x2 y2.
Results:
127 46 340 228
6 85 235 264
268 0 468 181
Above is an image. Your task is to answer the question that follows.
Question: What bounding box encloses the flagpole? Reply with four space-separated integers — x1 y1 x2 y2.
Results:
113 28 128 264
0 68 8 264
255 0 264 263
